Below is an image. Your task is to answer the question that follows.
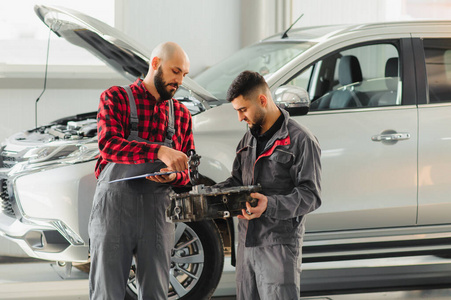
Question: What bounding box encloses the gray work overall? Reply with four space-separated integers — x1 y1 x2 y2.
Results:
89 85 175 300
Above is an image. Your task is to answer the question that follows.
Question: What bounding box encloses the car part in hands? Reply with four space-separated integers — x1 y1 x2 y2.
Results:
167 184 261 222
187 149 201 186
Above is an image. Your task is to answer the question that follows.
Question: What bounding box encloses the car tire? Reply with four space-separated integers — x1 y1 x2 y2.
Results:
125 220 225 300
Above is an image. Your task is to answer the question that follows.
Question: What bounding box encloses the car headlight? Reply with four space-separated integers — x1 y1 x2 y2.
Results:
24 141 98 164
24 144 79 163
9 141 99 175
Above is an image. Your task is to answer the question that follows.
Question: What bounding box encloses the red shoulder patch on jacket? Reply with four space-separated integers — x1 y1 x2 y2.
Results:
259 136 291 159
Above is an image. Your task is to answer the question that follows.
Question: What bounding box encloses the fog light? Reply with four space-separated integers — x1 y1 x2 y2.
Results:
52 220 84 245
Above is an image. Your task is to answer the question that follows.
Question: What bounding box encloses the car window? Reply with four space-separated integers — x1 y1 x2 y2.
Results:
286 43 401 110
194 42 315 100
423 39 451 103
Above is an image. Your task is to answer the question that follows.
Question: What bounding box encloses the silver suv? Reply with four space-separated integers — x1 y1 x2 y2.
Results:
1 5 451 299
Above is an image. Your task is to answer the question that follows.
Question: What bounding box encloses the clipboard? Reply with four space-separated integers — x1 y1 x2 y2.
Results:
108 171 177 183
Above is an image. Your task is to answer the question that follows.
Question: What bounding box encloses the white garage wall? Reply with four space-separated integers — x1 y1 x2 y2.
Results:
115 0 241 76
242 0 451 47
291 0 394 27
0 66 127 143
0 87 108 139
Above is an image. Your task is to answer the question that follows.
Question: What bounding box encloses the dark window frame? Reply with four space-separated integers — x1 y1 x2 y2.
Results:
414 38 451 104
284 38 419 108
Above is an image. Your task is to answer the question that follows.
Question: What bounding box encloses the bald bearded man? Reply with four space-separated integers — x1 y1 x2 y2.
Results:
89 42 194 300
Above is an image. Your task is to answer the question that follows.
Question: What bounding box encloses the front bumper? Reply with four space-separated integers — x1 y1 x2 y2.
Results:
0 212 88 262
0 161 96 262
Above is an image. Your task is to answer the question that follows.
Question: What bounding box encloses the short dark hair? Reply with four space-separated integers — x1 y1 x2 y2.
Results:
226 70 269 102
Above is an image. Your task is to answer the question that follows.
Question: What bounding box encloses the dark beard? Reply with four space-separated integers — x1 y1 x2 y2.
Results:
248 110 264 134
250 123 263 136
154 67 177 100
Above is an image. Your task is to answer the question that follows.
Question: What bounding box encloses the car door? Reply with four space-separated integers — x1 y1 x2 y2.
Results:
415 38 451 225
282 40 418 232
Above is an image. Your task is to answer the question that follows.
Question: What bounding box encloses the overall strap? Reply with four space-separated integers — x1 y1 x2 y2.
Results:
123 85 140 140
123 85 175 147
165 99 175 146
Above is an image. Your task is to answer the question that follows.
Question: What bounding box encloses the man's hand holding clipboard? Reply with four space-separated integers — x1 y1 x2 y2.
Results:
146 168 178 184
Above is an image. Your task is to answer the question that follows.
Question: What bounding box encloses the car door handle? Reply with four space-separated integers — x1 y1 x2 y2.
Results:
371 132 411 142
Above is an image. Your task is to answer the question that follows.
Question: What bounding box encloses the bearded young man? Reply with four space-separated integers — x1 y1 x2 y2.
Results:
215 71 322 300
89 42 193 300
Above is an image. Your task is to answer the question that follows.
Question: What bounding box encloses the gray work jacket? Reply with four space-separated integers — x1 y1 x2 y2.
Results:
217 108 322 247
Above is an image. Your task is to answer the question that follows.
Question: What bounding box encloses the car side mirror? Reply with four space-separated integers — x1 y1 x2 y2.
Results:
274 85 310 116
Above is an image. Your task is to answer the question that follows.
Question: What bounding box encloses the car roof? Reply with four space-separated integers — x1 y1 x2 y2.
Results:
263 20 451 43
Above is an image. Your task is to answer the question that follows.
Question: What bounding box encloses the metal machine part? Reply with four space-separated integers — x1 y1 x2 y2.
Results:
167 184 261 222
187 149 201 186
167 150 261 222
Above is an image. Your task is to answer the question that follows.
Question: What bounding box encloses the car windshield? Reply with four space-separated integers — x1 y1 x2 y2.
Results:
194 41 315 100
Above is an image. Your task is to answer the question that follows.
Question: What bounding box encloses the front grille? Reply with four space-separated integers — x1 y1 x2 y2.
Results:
1 151 18 169
0 179 15 217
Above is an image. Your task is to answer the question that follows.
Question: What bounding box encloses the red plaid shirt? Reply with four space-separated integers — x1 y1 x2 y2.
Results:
95 79 194 186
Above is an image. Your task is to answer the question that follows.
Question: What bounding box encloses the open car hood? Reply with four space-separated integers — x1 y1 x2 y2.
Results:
34 4 217 104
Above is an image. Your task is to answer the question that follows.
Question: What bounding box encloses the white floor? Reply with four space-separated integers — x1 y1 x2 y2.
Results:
1 257 451 300
0 279 89 300
0 261 88 300
0 258 236 300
